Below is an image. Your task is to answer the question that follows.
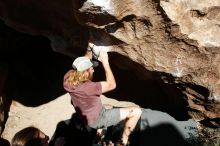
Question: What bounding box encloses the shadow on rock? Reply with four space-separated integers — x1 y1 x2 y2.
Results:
50 109 199 146
137 124 194 146
3 36 73 107
49 113 96 146
0 137 10 146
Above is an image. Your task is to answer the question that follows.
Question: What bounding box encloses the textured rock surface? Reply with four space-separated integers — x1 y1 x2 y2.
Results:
0 0 220 127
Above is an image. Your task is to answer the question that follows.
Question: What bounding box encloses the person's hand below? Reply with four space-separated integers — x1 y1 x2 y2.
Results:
54 137 65 146
88 42 94 49
96 129 103 137
98 50 109 65
108 141 114 146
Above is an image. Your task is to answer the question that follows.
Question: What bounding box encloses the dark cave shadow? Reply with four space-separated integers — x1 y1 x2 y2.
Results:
49 112 197 146
0 32 73 107
0 19 84 107
4 49 73 106
49 113 96 146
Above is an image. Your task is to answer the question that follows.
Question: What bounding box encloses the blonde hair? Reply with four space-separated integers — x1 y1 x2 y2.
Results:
64 70 90 87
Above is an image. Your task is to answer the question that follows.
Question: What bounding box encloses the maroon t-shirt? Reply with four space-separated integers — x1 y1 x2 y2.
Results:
63 70 102 125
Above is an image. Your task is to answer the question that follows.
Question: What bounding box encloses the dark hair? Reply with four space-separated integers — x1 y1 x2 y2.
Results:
11 126 41 146
25 139 42 146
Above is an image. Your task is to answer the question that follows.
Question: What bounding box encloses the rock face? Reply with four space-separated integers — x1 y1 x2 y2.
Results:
0 0 220 127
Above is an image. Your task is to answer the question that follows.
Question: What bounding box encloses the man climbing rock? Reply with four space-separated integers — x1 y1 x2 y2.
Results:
63 42 142 145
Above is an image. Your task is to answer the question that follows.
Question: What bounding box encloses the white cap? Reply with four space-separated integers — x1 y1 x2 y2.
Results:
72 56 93 71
